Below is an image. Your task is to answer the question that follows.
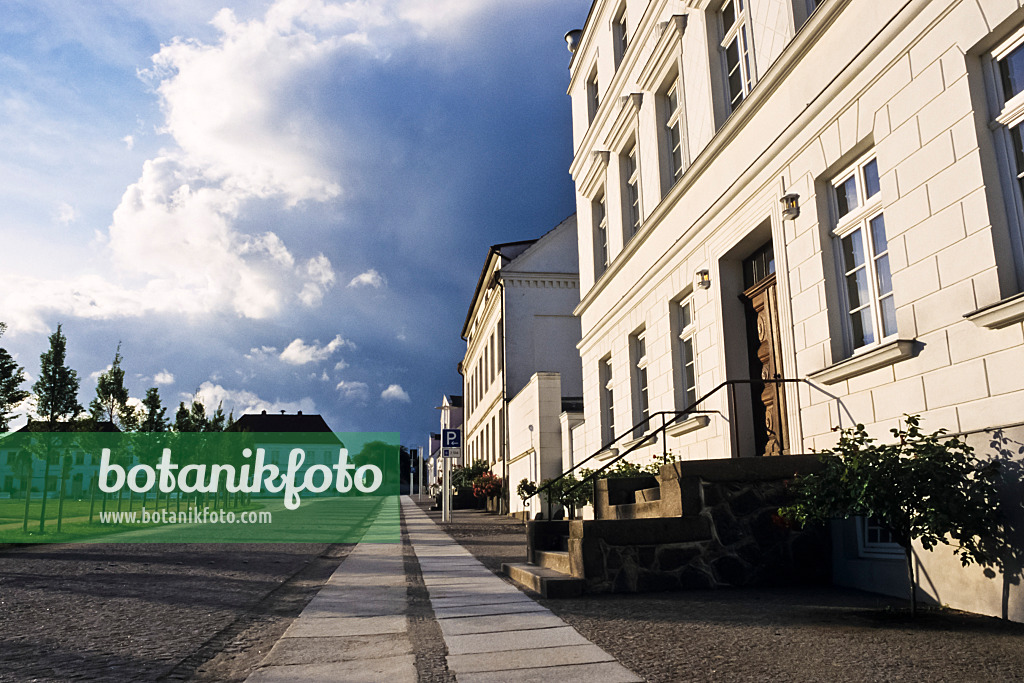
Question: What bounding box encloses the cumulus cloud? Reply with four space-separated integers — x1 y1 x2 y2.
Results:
122 135 135 150
347 269 386 289
279 334 353 365
193 381 316 417
153 370 175 385
336 380 369 403
381 384 410 402
245 345 279 361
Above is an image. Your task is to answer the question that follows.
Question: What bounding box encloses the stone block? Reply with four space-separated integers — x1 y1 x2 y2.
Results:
656 545 702 572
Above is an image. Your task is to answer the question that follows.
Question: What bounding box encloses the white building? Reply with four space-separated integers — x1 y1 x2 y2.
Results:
566 0 1024 620
461 216 583 506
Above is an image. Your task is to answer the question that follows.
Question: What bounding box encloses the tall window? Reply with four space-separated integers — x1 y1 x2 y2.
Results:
675 297 697 411
832 154 895 351
600 356 615 445
631 330 650 437
587 66 600 124
621 142 641 241
593 191 609 277
614 4 629 69
720 0 754 112
661 76 685 189
991 30 1024 280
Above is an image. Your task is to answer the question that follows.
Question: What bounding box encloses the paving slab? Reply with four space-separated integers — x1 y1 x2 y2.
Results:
262 634 413 665
438 611 564 636
445 625 591 655
446 644 616 674
433 602 551 620
455 660 645 683
245 654 417 683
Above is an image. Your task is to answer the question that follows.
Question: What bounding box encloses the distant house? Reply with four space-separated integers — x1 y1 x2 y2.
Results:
227 411 344 497
0 421 119 498
460 215 583 514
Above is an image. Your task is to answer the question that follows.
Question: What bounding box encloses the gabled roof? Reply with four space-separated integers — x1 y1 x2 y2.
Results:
445 395 463 407
227 412 342 445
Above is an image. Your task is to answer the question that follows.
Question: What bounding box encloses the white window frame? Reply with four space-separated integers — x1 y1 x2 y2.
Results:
660 74 686 191
613 3 629 69
599 356 615 445
674 296 698 412
831 152 896 354
855 516 904 558
720 0 755 113
587 65 600 124
621 140 642 242
987 27 1024 286
630 329 650 437
593 189 610 277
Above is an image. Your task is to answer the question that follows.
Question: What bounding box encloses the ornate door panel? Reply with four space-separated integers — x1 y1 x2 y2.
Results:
741 274 788 456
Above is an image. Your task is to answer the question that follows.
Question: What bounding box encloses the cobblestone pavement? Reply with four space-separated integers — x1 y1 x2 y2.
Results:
0 543 351 682
424 505 1024 682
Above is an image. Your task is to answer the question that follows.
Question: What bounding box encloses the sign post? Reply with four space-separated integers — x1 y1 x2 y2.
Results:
441 429 462 523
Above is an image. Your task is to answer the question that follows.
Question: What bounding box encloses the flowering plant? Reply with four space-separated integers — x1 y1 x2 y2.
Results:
471 472 502 499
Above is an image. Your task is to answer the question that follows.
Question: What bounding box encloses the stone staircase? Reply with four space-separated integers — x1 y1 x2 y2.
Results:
503 455 829 596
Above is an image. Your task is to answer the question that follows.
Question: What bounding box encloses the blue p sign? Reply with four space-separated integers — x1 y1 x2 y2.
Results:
442 429 461 448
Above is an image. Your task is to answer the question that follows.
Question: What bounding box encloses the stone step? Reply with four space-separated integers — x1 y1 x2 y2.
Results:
634 486 661 503
502 562 584 599
535 549 571 575
597 499 663 520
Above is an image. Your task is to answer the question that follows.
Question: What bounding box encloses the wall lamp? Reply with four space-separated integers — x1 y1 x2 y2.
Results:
695 269 711 290
781 192 800 220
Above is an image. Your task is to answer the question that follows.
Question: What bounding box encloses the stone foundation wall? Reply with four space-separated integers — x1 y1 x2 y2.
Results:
583 479 830 593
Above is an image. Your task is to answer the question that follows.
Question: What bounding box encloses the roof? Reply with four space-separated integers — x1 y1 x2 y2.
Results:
445 395 463 407
18 420 120 433
227 412 342 445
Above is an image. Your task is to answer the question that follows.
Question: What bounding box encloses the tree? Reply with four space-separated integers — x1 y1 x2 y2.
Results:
139 388 168 432
0 323 29 431
31 324 82 533
779 416 1004 616
33 324 81 427
89 343 133 429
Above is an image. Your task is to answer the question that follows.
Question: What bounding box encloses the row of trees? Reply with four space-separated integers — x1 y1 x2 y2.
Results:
0 322 229 434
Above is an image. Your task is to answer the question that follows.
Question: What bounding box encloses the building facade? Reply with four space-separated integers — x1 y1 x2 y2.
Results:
461 216 584 489
567 0 1024 620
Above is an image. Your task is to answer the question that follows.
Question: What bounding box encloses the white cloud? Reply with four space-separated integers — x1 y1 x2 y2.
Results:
347 269 386 289
89 364 113 382
193 381 316 417
122 135 135 150
334 359 349 371
381 383 410 402
279 334 353 365
153 370 175 385
245 345 279 361
56 202 79 226
336 380 369 403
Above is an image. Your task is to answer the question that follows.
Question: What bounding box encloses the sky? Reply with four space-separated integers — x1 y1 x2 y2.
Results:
0 0 589 448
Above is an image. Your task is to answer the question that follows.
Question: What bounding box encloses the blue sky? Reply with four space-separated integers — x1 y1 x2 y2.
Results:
1 0 588 447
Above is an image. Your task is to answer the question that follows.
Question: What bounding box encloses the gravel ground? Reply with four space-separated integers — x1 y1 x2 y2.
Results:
0 542 351 682
426 505 1024 682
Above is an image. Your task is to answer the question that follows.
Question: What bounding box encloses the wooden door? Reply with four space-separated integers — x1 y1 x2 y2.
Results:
741 274 788 456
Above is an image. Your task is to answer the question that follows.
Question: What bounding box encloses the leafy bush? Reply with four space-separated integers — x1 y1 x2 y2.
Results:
779 415 1003 616
449 459 490 490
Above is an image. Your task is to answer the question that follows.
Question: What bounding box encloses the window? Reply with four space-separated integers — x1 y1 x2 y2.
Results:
600 356 615 445
674 297 697 411
856 517 903 557
832 154 895 352
990 30 1024 282
631 330 650 437
661 76 685 189
720 0 754 112
593 191 609 277
621 142 641 241
613 4 629 69
587 65 600 124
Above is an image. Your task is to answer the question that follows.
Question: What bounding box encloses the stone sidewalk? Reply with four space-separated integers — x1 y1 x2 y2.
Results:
244 496 642 682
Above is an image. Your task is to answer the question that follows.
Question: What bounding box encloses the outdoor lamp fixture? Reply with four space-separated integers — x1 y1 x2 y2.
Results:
781 192 800 220
695 269 711 290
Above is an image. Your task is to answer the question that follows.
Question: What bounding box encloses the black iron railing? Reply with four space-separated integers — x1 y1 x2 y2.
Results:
528 377 839 520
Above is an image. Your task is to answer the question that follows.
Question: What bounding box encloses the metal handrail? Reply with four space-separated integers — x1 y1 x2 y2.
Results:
529 377 822 520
